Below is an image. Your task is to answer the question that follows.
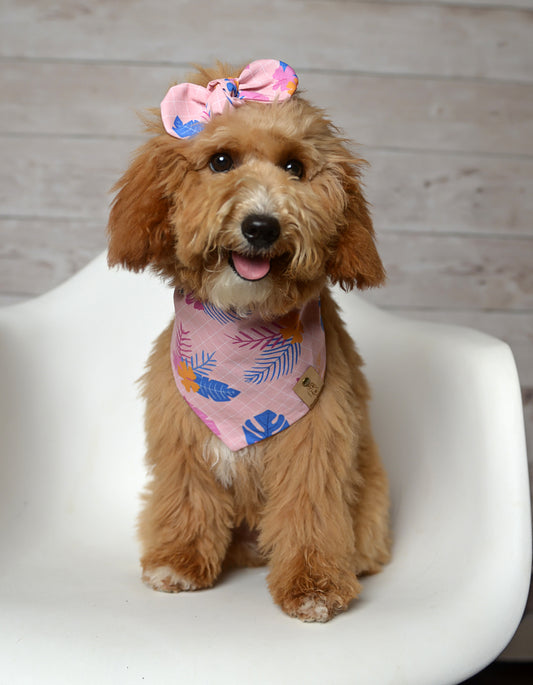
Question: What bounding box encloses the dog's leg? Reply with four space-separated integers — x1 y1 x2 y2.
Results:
138 325 234 593
327 293 391 576
139 453 234 592
350 426 391 576
260 393 362 622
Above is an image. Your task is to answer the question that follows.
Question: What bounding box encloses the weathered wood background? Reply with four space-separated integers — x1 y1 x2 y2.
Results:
1 1 531 470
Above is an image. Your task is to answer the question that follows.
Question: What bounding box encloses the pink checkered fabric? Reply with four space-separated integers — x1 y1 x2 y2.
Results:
170 290 326 451
160 59 298 139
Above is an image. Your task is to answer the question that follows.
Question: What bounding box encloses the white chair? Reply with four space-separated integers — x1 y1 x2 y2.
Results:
0 253 530 685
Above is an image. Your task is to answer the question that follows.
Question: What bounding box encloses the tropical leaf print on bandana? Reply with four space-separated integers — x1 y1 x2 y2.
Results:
242 410 290 445
171 290 326 450
184 292 205 311
188 350 217 375
175 322 192 360
174 324 240 402
194 373 241 402
184 294 242 325
202 302 242 325
226 325 284 351
234 311 305 384
244 338 302 384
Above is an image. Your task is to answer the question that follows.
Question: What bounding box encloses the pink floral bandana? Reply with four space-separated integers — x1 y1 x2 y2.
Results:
170 291 326 451
160 59 298 139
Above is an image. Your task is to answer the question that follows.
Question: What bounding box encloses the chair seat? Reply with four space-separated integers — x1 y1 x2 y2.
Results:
0 253 530 685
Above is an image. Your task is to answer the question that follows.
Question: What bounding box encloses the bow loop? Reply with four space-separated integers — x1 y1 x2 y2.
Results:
161 59 298 139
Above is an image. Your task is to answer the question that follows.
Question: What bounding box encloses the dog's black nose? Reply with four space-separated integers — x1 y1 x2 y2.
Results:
241 214 280 250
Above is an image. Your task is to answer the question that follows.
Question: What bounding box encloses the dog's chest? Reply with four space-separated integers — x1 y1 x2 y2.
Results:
203 435 263 489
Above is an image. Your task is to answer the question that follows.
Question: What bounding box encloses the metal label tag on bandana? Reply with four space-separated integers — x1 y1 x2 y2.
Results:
293 366 324 408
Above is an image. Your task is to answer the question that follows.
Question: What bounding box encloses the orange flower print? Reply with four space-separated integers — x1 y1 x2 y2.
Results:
272 62 299 97
178 361 199 393
285 77 297 96
278 311 304 344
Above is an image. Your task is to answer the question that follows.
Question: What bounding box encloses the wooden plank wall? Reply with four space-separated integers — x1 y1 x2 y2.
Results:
1 0 532 465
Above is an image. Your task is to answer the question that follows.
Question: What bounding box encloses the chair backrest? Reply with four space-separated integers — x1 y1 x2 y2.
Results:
0 253 530 684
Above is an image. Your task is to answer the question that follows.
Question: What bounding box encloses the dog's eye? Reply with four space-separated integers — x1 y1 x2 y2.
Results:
282 159 304 179
209 152 234 173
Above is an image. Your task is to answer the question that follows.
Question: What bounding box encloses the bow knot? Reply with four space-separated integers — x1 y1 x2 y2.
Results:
161 59 298 139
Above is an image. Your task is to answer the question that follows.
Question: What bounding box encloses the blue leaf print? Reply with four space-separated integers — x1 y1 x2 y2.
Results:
242 410 290 445
188 350 217 375
194 373 241 402
202 302 242 325
172 115 204 138
244 340 301 384
224 79 240 98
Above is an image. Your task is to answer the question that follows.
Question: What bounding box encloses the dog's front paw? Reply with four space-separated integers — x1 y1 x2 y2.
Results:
287 595 333 623
269 554 362 622
280 591 352 623
142 565 199 593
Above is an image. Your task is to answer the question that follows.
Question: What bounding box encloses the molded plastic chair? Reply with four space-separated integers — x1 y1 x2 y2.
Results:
0 253 530 685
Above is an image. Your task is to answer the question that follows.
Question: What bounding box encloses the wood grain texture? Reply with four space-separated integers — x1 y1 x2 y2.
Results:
382 1 533 7
0 137 130 219
369 233 533 311
0 0 531 473
3 211 531 311
2 61 533 157
1 1 532 81
367 150 533 236
2 136 531 237
0 218 105 300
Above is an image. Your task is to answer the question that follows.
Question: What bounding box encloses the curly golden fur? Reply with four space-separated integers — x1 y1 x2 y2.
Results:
107 62 390 622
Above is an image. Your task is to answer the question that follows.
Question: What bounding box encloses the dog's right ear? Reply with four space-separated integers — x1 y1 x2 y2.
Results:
107 139 178 273
325 148 386 292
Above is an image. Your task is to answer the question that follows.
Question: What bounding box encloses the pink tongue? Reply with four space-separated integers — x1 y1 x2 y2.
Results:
232 253 271 281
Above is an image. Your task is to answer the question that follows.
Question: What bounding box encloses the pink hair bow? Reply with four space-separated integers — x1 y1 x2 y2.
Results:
160 59 298 139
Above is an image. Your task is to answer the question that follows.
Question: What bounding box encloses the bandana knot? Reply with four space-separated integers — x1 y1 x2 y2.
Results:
161 59 298 139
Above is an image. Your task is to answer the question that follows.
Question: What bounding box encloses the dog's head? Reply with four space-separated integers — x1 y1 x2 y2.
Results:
107 61 385 316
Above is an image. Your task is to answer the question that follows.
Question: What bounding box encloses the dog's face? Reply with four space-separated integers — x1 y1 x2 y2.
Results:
108 66 385 317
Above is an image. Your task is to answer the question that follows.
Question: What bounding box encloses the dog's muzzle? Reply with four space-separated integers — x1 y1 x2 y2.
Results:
228 214 280 281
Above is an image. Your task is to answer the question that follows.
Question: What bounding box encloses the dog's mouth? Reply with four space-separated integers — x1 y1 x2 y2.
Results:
229 252 271 282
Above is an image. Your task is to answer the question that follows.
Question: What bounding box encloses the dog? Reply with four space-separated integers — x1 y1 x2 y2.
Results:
107 59 390 622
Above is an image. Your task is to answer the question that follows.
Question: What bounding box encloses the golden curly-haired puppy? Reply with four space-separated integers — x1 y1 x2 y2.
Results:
107 59 390 622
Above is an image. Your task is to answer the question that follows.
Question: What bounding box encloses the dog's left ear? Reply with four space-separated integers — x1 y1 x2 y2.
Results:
107 137 179 274
326 160 386 291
